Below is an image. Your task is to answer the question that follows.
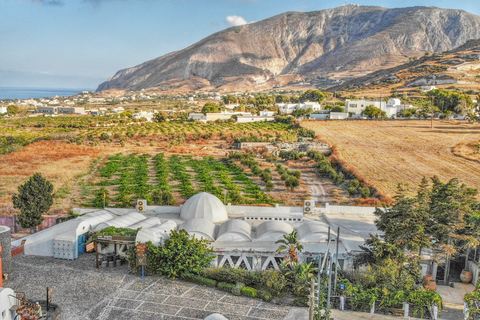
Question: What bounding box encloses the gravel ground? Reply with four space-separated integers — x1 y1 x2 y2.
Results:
5 253 295 320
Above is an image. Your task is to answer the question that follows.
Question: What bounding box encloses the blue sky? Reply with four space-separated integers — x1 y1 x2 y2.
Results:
1 0 479 89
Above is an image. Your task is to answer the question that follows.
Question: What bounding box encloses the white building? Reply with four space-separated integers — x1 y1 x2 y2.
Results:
133 111 156 122
330 112 349 120
345 98 411 118
0 287 17 320
345 99 386 117
57 107 86 114
275 103 322 115
0 106 7 114
36 106 58 114
16 192 385 272
421 86 437 92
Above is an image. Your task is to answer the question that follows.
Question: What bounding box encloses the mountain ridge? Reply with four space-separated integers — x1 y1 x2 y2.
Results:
97 5 480 92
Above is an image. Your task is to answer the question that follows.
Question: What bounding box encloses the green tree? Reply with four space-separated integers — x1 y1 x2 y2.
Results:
375 176 480 256
276 231 304 267
7 105 19 115
285 176 300 191
355 234 421 291
330 106 345 113
151 229 214 278
223 94 237 104
374 184 431 253
300 89 329 104
362 105 386 119
151 189 176 205
154 111 168 122
202 102 221 114
12 173 53 229
275 95 290 103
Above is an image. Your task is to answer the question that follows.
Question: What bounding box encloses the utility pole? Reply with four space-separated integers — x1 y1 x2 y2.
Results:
431 96 435 129
334 227 340 296
309 278 316 320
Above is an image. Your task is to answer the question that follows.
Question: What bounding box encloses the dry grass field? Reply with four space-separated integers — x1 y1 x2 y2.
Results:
302 120 480 200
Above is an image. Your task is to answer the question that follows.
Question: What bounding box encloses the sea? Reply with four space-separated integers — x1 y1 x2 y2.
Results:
0 87 94 100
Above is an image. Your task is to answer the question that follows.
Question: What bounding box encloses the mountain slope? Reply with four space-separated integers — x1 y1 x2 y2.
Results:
97 5 480 91
327 38 480 91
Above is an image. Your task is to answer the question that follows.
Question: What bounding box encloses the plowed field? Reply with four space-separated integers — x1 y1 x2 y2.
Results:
302 120 480 199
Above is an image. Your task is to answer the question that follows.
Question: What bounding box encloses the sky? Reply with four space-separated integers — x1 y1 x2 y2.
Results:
1 0 480 90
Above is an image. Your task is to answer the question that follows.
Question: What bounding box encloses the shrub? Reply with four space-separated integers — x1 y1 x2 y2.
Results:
201 267 254 286
192 275 217 287
253 269 287 296
241 286 258 298
360 187 371 198
232 282 244 296
130 230 215 279
217 282 236 293
257 290 273 302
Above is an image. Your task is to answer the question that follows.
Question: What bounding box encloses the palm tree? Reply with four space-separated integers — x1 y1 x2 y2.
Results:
276 231 304 267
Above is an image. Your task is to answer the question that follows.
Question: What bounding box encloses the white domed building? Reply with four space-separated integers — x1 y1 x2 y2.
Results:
17 191 382 273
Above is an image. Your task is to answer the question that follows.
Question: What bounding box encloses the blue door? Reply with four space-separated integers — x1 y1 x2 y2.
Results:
78 235 86 254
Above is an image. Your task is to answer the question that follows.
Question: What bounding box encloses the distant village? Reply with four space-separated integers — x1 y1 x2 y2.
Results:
0 85 474 122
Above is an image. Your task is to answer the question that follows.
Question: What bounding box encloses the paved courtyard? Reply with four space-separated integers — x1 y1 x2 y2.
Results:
5 253 296 320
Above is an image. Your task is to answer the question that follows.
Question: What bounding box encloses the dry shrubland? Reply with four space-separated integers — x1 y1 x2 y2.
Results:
302 120 480 199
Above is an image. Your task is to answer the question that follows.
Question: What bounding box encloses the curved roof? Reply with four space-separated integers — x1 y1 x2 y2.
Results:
204 314 228 320
93 212 147 231
216 219 252 242
180 192 228 223
180 218 217 241
136 220 177 246
128 217 162 230
297 221 336 242
255 221 294 242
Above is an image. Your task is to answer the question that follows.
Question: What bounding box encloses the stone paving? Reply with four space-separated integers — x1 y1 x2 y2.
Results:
5 253 293 320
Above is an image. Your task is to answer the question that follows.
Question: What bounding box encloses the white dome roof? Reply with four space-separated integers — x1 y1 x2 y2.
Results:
180 192 228 223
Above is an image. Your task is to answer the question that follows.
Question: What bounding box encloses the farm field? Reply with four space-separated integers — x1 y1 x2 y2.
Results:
0 117 356 216
302 120 480 200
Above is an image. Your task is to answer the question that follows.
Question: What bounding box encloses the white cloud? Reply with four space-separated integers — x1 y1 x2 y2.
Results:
226 15 248 27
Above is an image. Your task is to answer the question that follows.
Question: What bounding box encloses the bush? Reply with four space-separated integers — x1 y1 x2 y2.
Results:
241 286 258 298
257 290 273 302
201 267 254 286
217 282 236 293
253 269 287 296
279 150 302 160
128 230 215 279
360 187 371 198
232 282 244 296
192 275 217 287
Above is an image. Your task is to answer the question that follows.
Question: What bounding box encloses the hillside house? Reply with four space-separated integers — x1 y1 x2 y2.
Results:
58 107 86 115
345 99 386 117
133 111 156 122
275 103 321 115
36 106 58 114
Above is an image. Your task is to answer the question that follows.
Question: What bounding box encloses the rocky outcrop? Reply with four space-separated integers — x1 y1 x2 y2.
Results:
97 5 480 91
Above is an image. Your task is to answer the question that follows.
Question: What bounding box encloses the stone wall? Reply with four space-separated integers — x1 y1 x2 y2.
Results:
0 226 12 274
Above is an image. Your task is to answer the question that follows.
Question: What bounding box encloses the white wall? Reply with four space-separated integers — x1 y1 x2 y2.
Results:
0 288 16 320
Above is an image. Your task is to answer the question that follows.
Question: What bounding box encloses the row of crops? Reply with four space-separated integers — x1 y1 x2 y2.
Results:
0 116 293 153
84 152 277 208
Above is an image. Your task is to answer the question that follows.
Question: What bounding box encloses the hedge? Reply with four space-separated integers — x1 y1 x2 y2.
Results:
241 286 257 298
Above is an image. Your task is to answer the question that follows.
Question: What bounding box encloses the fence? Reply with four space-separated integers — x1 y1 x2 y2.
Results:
337 297 439 319
0 215 68 234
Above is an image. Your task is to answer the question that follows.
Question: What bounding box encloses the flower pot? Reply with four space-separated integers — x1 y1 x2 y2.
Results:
460 269 473 284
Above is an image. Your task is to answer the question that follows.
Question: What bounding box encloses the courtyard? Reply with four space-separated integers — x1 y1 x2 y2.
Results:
6 253 295 320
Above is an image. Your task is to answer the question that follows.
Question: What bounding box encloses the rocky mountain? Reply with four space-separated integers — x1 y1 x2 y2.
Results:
97 5 480 92
328 38 480 91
